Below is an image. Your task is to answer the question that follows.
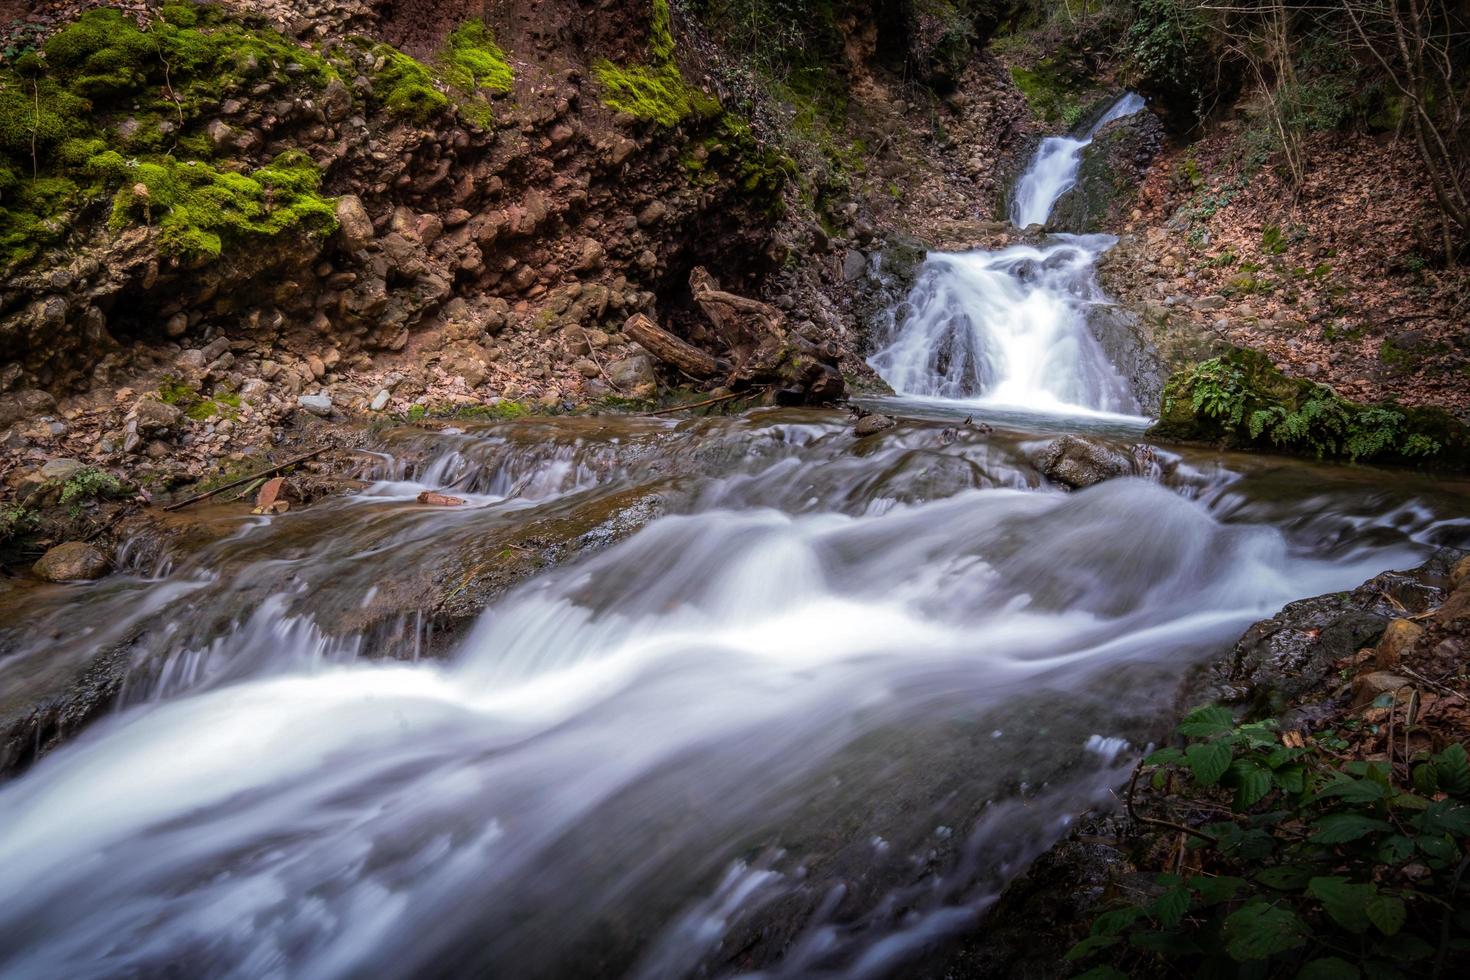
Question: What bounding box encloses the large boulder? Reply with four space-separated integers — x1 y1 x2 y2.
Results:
1217 551 1458 710
1086 305 1166 413
32 542 110 582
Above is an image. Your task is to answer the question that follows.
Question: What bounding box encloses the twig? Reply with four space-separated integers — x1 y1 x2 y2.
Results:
162 448 329 511
645 389 758 417
1399 666 1469 703
1125 762 1220 846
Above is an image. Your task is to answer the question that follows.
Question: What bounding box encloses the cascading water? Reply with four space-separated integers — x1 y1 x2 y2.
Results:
1010 93 1146 229
868 94 1146 415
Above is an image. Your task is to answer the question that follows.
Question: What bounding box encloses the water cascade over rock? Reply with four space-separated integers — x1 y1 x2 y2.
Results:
868 94 1148 415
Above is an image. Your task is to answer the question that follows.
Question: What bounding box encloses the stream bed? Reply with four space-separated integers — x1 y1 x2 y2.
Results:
1 407 1468 978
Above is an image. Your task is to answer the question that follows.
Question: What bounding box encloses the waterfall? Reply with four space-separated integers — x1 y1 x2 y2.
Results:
868 93 1147 416
1011 93 1146 229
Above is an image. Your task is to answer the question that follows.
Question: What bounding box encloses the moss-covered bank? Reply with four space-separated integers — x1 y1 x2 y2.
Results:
1148 348 1470 471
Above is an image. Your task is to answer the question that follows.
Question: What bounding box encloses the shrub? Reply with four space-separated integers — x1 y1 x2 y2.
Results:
1069 707 1470 977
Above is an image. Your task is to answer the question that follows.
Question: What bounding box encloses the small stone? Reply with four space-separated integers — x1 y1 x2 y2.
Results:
369 389 391 411
297 394 333 417
842 250 868 281
417 491 465 506
40 458 85 481
32 541 110 582
335 195 375 251
1374 618 1423 670
572 358 600 378
1451 555 1470 591
1352 671 1410 707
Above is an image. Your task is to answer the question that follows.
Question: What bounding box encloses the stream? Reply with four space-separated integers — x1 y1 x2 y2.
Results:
1 97 1468 980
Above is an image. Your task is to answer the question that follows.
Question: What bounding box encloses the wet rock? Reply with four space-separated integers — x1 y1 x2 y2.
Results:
32 542 110 582
1036 436 1133 489
842 250 868 281
1219 553 1457 708
417 491 465 506
1049 109 1165 233
854 414 896 436
1086 305 1166 412
297 393 333 417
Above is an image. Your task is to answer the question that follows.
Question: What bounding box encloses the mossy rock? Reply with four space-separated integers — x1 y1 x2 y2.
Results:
0 2 341 269
1148 347 1470 470
1048 109 1164 233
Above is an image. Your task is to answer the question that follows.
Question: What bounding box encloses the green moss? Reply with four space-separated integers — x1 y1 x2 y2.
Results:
650 0 676 63
97 148 336 259
0 2 340 270
442 20 513 94
592 0 716 126
366 44 449 121
0 175 79 266
1009 62 1086 126
593 61 719 126
404 400 530 422
157 378 199 405
1148 347 1470 469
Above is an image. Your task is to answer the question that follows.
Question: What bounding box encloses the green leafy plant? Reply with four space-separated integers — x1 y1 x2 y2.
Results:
1070 708 1470 978
0 503 36 545
1151 349 1465 469
59 466 126 514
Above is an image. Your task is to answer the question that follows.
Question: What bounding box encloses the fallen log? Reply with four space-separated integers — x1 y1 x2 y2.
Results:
624 313 729 378
162 448 329 512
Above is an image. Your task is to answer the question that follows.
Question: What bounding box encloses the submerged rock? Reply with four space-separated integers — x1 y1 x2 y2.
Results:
32 542 110 582
1035 435 1133 489
854 413 896 436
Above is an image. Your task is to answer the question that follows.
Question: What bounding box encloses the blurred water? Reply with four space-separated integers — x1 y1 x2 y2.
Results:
0 411 1464 979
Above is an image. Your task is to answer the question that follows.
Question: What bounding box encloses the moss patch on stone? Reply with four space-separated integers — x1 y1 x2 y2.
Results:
592 0 716 126
443 20 513 94
0 2 340 269
1148 347 1470 469
1009 62 1088 128
95 148 336 260
593 62 719 126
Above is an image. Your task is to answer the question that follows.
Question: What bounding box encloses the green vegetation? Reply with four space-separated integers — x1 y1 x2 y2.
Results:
593 1 718 125
158 377 241 420
95 149 335 260
365 44 448 121
0 503 35 546
404 400 531 423
1069 707 1470 978
1149 347 1470 468
1009 62 1087 128
0 3 340 268
59 466 126 514
443 21 514 94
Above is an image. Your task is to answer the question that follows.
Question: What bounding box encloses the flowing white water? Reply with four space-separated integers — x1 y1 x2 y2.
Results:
868 93 1147 415
0 464 1446 979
